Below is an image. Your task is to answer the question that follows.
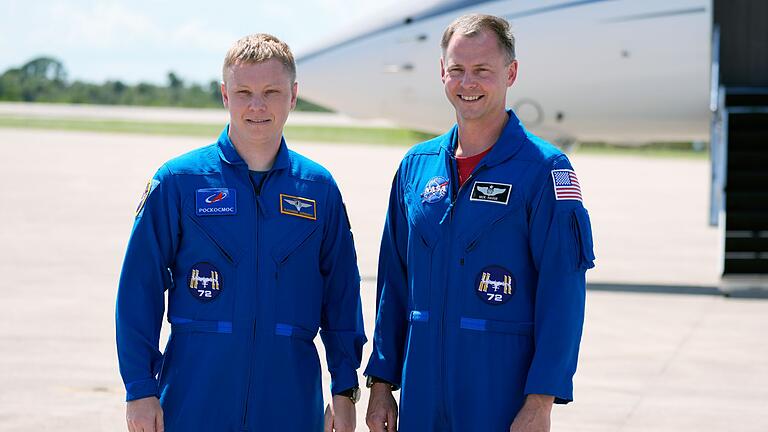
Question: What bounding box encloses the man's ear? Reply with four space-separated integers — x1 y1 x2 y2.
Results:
221 81 229 108
290 81 298 110
507 60 518 87
440 57 447 84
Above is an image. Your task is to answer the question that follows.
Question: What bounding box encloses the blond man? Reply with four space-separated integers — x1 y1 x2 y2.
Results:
116 34 365 432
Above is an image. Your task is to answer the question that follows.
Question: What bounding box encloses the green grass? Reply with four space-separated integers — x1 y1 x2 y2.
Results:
0 115 708 157
286 125 435 145
0 116 220 136
573 142 709 158
0 116 436 146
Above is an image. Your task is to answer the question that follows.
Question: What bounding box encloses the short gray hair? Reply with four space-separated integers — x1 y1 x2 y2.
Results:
441 14 515 63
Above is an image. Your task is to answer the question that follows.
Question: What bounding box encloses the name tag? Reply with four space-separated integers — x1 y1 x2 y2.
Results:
470 181 512 205
280 194 317 220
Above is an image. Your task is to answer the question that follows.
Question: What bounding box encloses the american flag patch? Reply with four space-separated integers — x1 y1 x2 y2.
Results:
551 169 582 201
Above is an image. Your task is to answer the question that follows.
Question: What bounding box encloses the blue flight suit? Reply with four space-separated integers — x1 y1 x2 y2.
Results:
116 126 366 431
365 110 595 431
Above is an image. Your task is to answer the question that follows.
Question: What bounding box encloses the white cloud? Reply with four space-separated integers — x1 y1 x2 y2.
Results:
48 0 161 49
169 19 236 53
0 0 411 83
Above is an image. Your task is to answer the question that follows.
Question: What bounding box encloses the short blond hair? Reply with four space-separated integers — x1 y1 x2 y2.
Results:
441 14 515 64
222 33 296 83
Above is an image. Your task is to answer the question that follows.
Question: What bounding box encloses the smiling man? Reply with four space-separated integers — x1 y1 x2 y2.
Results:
116 34 365 432
365 14 595 432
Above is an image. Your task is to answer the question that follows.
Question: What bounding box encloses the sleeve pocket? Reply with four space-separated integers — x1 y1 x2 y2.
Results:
572 208 596 270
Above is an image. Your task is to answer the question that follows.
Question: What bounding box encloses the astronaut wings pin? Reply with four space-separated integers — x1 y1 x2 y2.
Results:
470 181 512 205
280 194 317 220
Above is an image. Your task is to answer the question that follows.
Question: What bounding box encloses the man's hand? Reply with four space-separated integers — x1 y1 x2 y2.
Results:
366 383 398 432
324 394 356 432
126 396 163 432
509 394 554 432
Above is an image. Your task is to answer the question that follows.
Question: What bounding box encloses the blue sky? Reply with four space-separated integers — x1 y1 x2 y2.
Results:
1 0 402 85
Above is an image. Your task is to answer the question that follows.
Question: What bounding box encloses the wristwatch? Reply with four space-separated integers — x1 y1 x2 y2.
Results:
336 386 361 404
366 375 398 391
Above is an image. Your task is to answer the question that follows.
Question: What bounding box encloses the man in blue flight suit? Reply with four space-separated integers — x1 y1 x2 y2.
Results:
116 34 365 432
365 14 595 432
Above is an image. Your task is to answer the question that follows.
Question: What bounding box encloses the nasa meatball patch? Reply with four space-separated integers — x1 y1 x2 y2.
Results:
421 176 449 203
470 181 511 205
196 188 237 216
475 265 516 305
188 262 222 302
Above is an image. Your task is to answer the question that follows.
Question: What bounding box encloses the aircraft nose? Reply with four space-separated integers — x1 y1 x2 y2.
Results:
296 39 378 118
293 10 455 133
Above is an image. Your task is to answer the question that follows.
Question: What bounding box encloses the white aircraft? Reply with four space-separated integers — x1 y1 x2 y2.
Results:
296 0 712 145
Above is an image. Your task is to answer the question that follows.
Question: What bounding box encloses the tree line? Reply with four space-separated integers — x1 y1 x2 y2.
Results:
0 57 330 111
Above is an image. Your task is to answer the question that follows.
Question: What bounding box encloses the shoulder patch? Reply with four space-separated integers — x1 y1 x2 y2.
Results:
136 178 160 216
551 169 582 202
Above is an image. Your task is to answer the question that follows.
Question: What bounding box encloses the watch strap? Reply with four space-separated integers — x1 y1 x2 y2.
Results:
366 375 399 391
335 386 360 403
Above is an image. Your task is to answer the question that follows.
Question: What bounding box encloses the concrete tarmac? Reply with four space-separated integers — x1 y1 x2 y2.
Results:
0 128 766 431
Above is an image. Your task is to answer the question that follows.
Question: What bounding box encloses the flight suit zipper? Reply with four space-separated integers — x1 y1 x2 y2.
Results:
240 170 269 431
438 156 486 427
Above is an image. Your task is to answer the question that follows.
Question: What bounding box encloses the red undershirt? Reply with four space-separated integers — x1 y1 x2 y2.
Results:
456 145 493 187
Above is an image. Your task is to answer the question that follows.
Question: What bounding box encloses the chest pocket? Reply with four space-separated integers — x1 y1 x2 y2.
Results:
271 222 323 327
271 223 320 265
185 214 242 265
403 184 445 249
460 191 525 252
457 191 534 323
169 212 244 323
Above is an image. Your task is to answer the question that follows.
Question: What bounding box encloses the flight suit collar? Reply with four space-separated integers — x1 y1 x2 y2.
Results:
431 110 527 225
216 125 291 220
439 109 527 168
216 125 291 171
